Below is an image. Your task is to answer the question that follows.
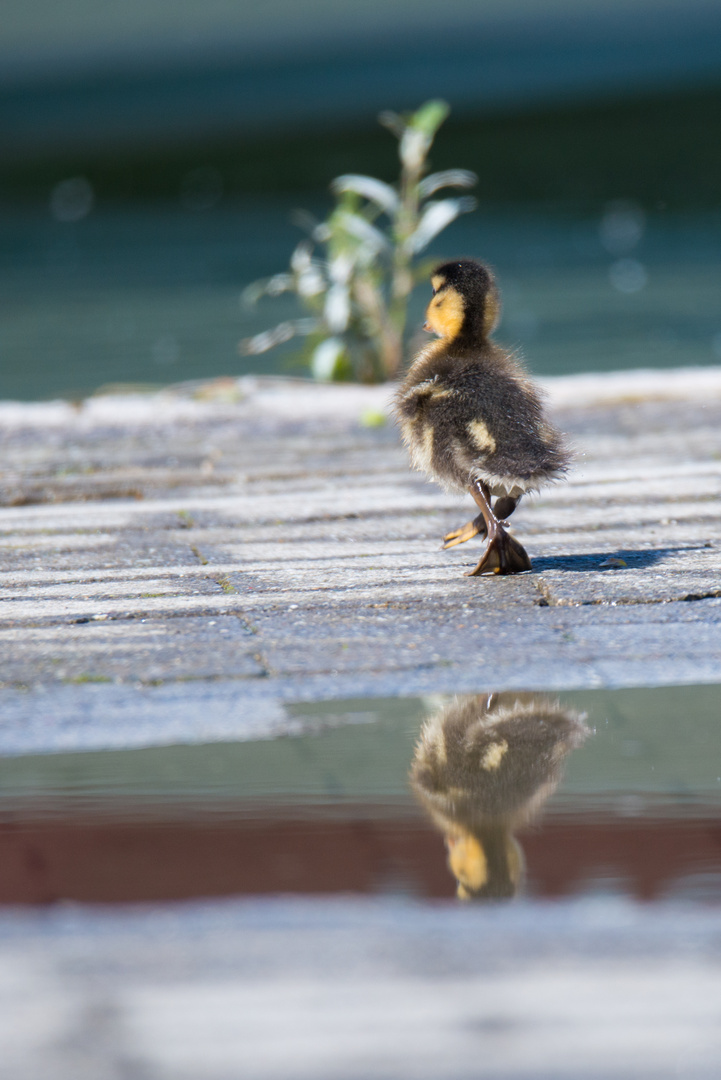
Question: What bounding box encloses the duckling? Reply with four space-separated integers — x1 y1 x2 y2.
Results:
410 692 588 900
394 259 569 575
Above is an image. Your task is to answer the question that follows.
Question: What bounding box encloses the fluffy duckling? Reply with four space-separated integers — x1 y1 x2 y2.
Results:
395 259 569 575
410 692 588 900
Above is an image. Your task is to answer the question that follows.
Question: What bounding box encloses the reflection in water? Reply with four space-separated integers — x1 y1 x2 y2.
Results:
410 693 589 901
3 686 721 904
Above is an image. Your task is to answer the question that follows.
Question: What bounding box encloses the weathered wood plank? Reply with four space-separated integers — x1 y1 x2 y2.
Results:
1 899 721 1080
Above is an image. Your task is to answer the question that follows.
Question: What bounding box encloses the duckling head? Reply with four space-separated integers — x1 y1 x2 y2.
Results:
424 258 500 344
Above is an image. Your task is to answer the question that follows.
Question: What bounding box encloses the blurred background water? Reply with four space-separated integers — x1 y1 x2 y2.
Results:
2 0 721 400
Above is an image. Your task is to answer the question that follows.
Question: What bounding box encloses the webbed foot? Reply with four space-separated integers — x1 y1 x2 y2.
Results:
442 513 487 549
465 527 532 576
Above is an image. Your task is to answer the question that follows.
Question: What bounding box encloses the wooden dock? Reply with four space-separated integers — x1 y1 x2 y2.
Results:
2 369 721 1079
2 368 721 752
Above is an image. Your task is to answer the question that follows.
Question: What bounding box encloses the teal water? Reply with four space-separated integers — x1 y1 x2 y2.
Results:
2 201 720 401
0 685 719 904
2 685 719 812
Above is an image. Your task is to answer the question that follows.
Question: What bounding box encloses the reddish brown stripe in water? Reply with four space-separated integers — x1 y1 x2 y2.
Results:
0 811 719 905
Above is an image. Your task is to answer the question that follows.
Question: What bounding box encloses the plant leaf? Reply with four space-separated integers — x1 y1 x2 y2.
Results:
239 318 318 355
418 170 477 199
399 129 428 171
408 100 450 138
324 284 351 332
336 211 391 254
240 274 294 306
290 209 320 234
297 266 326 298
312 222 332 243
328 252 354 285
290 241 313 273
406 197 477 254
332 175 399 215
378 110 405 138
311 337 346 381
399 100 450 170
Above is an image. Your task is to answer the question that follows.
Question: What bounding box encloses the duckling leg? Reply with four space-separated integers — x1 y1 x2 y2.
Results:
465 482 532 576
493 495 520 521
442 496 520 549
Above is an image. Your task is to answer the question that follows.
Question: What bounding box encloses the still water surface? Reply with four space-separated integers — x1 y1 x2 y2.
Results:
2 202 720 400
1 684 719 905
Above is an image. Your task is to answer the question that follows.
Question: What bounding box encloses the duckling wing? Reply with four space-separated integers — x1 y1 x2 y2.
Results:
426 364 569 491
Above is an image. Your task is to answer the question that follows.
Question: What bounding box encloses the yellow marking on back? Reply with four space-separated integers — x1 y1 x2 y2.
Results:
481 739 508 771
425 284 465 340
467 420 497 454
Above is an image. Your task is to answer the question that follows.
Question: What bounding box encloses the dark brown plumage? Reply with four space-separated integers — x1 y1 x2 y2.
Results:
410 692 588 900
395 258 570 575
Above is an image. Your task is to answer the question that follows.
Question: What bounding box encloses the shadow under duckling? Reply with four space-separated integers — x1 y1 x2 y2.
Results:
395 259 570 575
410 692 588 900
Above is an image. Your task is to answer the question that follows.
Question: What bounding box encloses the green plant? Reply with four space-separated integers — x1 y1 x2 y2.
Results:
240 100 476 382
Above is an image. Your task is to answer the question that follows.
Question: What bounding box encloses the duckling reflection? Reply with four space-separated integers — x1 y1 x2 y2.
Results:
410 693 588 901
